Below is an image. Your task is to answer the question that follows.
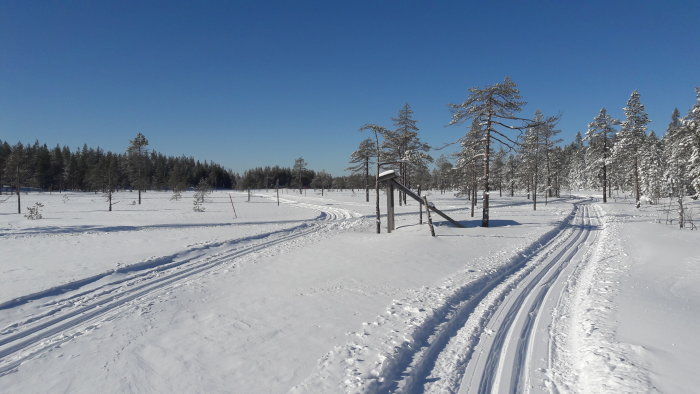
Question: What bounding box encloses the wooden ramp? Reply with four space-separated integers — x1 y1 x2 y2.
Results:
379 170 464 231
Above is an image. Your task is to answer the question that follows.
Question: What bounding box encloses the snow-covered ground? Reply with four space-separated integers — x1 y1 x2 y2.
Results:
1 189 698 392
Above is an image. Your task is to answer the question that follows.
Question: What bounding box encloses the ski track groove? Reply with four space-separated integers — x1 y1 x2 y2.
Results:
458 204 599 394
0 196 362 377
477 206 594 393
368 200 600 394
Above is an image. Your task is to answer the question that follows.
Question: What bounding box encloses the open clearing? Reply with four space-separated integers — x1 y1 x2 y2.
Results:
1 190 698 392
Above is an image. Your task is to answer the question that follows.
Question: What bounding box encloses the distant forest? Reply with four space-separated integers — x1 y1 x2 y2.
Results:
0 137 359 193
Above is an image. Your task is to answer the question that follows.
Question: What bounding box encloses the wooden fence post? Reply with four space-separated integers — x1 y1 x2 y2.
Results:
386 181 395 232
229 194 237 219
417 185 422 225
423 195 435 237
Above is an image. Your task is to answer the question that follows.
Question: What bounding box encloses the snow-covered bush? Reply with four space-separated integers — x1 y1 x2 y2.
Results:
24 202 44 220
193 179 211 212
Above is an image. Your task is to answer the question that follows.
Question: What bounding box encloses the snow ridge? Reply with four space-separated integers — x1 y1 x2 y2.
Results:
549 204 655 392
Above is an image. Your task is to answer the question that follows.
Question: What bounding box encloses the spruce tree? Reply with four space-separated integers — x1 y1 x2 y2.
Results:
585 108 618 203
385 103 431 204
614 91 650 204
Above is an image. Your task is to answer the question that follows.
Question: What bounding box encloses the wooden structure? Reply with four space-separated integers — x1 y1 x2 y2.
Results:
378 170 464 232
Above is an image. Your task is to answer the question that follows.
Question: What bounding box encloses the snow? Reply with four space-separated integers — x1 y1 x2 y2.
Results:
1 189 698 392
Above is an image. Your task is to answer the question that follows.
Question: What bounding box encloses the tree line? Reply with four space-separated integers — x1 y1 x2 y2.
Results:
351 78 700 229
0 133 389 198
0 133 237 195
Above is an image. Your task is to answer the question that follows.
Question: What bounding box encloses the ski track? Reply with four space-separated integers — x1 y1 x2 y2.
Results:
462 205 599 394
295 199 608 394
0 196 363 377
409 203 600 394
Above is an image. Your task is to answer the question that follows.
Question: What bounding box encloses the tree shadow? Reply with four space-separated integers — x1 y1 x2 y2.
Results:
434 219 522 228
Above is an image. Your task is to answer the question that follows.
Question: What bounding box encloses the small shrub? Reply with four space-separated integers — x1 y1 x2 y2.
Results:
192 179 211 212
25 202 44 220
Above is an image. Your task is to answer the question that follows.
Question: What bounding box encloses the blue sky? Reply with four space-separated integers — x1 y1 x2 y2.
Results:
1 1 698 175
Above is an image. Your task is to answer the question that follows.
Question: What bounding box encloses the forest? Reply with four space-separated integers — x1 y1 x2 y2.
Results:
3 80 699 224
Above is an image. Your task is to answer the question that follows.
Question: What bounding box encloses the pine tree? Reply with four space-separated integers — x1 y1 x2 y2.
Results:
3 143 27 213
293 157 307 194
127 132 149 204
566 132 587 191
614 91 650 204
639 131 663 204
360 123 390 234
520 112 543 210
449 77 545 227
585 108 618 203
347 138 376 202
454 118 484 217
682 89 700 197
385 103 431 204
192 178 210 212
433 155 454 194
492 148 506 198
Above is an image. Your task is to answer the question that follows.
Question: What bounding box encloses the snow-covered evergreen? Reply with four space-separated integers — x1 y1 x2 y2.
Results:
613 91 650 204
585 108 619 202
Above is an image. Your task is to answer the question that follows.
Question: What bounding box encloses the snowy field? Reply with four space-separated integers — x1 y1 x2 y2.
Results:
0 189 698 393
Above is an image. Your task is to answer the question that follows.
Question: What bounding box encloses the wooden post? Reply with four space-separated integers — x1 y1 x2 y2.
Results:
17 165 21 214
418 185 423 224
247 189 251 202
423 195 435 237
229 194 237 218
276 179 280 206
386 182 395 232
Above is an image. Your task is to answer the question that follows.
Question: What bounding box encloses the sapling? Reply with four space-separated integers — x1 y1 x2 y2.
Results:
24 202 44 220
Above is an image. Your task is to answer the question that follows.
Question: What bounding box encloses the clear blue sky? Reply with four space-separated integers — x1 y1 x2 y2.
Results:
1 1 698 175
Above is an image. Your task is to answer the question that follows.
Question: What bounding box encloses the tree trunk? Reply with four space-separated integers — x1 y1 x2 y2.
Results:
678 192 685 229
138 164 142 205
602 162 608 203
375 164 381 234
482 117 491 227
364 158 369 202
16 165 21 214
634 156 640 203
533 173 538 211
471 182 476 218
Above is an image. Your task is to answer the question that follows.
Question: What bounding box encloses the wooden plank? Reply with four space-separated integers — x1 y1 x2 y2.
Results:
391 180 464 228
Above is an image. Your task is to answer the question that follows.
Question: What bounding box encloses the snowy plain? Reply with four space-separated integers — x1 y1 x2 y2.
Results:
0 189 698 393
